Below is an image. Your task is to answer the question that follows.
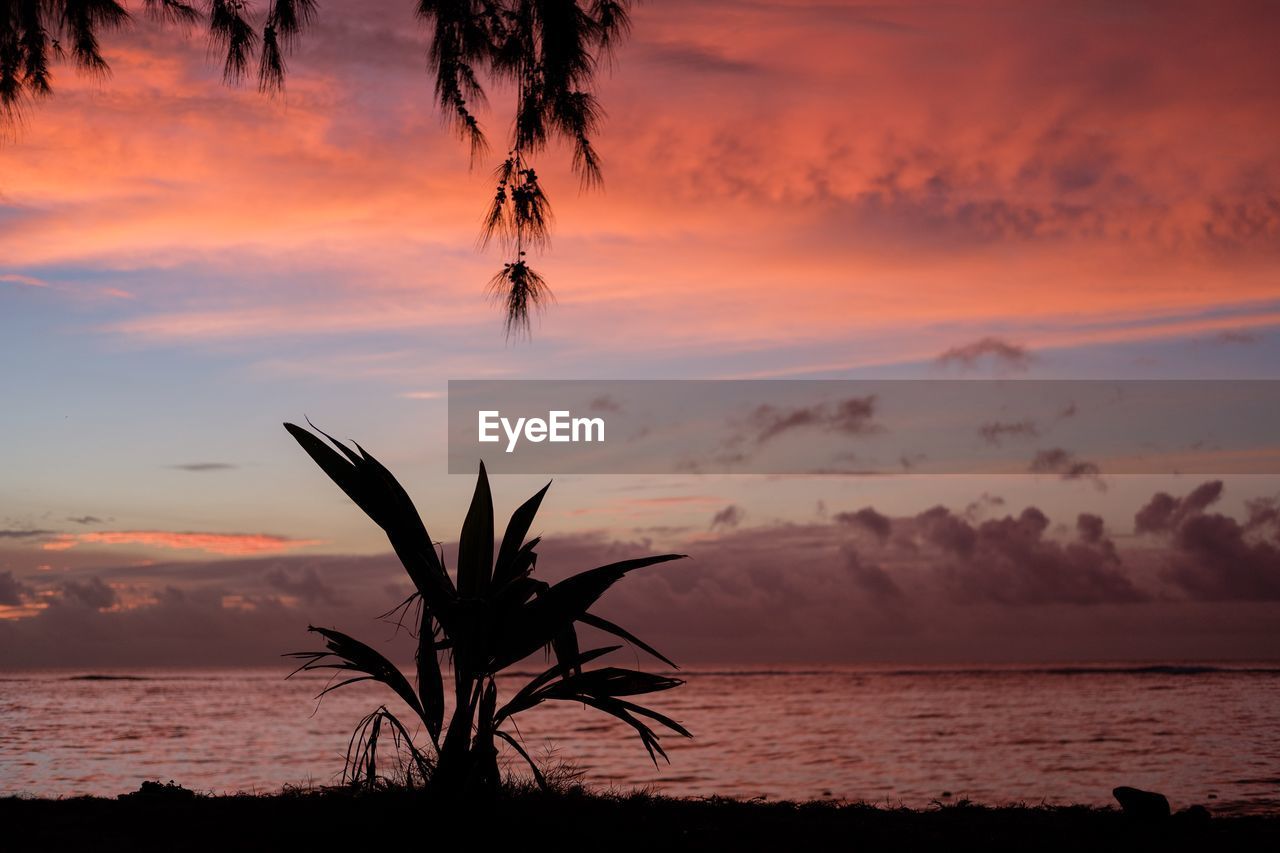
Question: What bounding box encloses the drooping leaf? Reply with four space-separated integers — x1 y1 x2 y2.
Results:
610 695 693 740
574 694 679 765
495 729 546 789
286 625 426 723
578 610 677 669
344 706 432 789
495 645 623 723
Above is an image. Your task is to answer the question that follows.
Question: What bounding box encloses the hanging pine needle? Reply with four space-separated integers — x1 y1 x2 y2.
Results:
418 1 633 338
0 1 634 337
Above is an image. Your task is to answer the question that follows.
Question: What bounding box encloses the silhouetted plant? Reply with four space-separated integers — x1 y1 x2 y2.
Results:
1 1 634 336
283 421 690 795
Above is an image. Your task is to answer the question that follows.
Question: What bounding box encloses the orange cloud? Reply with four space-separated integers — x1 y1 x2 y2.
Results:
0 602 48 621
0 0 1277 361
0 273 49 287
42 531 324 556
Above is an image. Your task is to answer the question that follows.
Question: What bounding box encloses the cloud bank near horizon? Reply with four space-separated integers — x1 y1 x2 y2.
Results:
3 481 1277 667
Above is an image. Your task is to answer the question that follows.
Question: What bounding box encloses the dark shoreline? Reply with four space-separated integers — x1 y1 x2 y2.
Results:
4 787 1278 852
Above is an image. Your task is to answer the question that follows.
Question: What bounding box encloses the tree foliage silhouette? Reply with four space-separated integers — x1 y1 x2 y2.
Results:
0 1 635 337
283 421 690 794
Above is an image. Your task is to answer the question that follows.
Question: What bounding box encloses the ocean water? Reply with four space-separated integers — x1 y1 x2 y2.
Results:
2 664 1279 813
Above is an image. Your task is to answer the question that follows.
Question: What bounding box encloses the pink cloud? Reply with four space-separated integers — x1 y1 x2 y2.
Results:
0 273 48 287
0 1 1276 359
42 531 324 556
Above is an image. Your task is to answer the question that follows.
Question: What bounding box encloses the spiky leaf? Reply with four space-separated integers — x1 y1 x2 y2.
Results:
284 423 456 620
489 554 686 670
456 461 494 597
494 481 550 588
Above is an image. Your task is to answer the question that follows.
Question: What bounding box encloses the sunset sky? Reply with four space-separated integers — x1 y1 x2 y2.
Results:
2 0 1279 666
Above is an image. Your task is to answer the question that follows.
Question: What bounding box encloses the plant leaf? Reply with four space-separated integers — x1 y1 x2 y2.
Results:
489 554 685 670
575 695 670 765
578 610 677 669
494 645 622 722
492 540 542 606
495 730 547 789
283 422 373 517
612 696 694 740
286 625 425 723
551 624 582 678
540 667 685 701
283 423 456 620
493 482 550 588
456 461 494 597
416 614 444 746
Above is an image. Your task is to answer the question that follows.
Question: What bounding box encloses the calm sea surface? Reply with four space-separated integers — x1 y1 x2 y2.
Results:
3 664 1279 813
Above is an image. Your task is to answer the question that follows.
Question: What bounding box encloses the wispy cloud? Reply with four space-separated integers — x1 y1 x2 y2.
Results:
168 463 237 473
937 338 1032 372
41 531 323 556
748 396 880 444
0 273 48 287
979 419 1040 446
1029 448 1106 490
709 504 744 531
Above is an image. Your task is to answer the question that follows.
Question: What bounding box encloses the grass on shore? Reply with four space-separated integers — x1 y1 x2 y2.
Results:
3 782 1278 852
